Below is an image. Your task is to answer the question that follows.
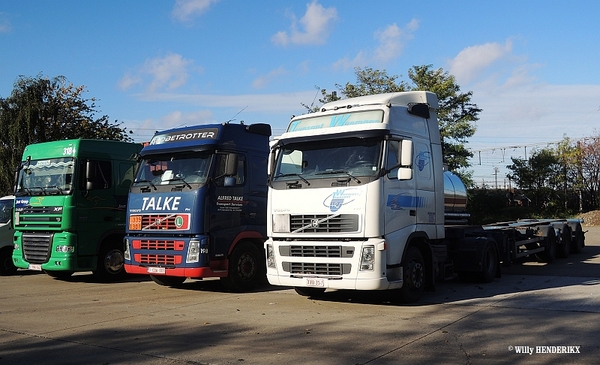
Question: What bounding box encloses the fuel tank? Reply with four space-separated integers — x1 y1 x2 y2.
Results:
444 171 467 212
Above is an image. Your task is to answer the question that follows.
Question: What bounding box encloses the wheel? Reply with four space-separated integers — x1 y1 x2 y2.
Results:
44 270 74 279
556 225 571 258
571 223 584 254
294 287 326 297
397 247 425 303
150 275 186 287
478 241 498 283
536 226 556 263
93 241 127 282
0 247 17 276
220 241 265 292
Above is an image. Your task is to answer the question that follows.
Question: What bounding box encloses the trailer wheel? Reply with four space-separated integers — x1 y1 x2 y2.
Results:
536 227 556 263
571 223 584 254
479 241 498 283
557 225 571 258
0 247 17 276
294 287 326 297
221 241 264 292
93 241 127 282
398 247 425 303
150 275 186 287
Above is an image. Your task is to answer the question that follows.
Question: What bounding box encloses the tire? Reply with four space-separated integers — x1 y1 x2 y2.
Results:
479 241 498 283
556 225 571 258
571 223 584 254
536 226 556 263
0 247 17 276
221 241 265 292
150 275 186 287
93 241 127 282
397 247 425 303
294 287 326 297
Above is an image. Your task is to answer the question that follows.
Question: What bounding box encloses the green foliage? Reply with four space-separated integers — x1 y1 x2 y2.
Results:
304 65 480 171
0 74 132 196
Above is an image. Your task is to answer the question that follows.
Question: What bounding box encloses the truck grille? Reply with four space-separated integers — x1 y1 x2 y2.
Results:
132 239 185 250
135 254 182 266
22 233 52 264
290 214 358 233
283 262 351 276
280 245 355 258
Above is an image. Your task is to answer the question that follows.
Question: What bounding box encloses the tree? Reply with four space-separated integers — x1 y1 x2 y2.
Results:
506 148 561 209
304 65 480 177
0 74 132 195
578 136 600 209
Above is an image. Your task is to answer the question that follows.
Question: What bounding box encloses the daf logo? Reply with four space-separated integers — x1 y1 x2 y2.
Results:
310 219 320 228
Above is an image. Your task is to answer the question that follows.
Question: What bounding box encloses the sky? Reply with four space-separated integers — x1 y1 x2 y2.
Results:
1 0 600 186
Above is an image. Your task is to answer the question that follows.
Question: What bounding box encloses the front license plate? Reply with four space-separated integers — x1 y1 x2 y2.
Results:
29 264 42 271
147 267 166 274
305 277 325 287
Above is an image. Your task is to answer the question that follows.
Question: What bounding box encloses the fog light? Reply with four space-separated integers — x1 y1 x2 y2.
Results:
56 245 74 253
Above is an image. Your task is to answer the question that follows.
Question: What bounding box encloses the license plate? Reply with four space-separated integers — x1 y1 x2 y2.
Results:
29 264 42 271
305 277 325 287
147 267 166 274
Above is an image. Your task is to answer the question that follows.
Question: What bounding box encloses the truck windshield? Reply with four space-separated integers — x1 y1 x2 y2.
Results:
16 158 75 196
273 137 382 182
134 151 212 187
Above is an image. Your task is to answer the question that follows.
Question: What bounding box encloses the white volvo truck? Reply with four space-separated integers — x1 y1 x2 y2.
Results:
265 91 584 302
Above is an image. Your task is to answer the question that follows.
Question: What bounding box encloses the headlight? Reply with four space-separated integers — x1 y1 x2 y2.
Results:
360 246 375 271
123 239 130 261
186 239 200 263
267 244 276 268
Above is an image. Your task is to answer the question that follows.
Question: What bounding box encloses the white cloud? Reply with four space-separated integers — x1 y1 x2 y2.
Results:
252 67 288 89
448 40 513 84
373 20 419 64
333 19 419 70
161 110 215 128
272 1 338 46
118 52 199 93
172 0 219 23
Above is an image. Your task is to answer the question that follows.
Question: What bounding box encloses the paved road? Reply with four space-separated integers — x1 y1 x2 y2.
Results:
1 227 599 364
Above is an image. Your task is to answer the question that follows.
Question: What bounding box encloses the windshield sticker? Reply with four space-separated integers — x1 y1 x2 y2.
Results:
323 188 361 212
287 110 383 133
150 128 219 145
387 194 425 210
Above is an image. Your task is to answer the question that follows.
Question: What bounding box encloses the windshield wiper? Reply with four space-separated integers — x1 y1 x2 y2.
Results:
135 179 157 190
274 173 310 186
167 177 192 189
316 170 361 184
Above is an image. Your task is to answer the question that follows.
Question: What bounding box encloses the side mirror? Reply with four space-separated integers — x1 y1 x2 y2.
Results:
225 153 238 176
397 140 413 181
86 160 97 190
400 140 413 166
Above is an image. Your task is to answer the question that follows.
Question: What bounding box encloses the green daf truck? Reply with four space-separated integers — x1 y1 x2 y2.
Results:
12 139 142 281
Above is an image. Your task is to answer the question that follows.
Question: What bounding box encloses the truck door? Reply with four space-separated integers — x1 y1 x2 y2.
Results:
208 153 247 259
384 139 417 233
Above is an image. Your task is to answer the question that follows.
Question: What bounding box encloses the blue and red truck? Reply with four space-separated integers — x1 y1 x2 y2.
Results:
124 122 271 291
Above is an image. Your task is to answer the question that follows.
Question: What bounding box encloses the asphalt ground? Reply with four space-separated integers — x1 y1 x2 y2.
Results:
1 227 599 365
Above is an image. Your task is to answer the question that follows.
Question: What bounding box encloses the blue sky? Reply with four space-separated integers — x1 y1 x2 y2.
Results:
1 0 600 185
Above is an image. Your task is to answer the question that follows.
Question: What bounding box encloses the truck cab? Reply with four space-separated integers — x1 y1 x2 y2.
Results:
124 122 271 291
